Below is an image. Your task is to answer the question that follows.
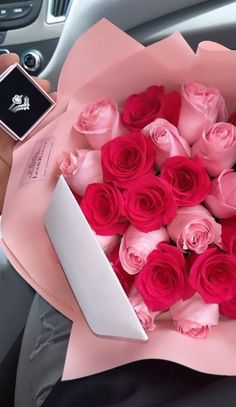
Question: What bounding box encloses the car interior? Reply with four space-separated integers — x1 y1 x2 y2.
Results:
1 0 236 404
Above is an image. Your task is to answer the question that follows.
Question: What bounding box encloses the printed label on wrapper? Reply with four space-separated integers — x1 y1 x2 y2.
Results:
21 138 54 185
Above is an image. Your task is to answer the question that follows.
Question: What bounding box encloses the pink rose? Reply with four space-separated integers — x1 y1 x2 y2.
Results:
142 118 191 168
204 169 236 219
170 293 219 339
58 150 78 177
74 99 123 149
191 122 236 177
129 289 159 331
175 320 209 338
119 224 169 275
95 233 120 255
178 81 226 144
167 205 222 254
58 149 103 196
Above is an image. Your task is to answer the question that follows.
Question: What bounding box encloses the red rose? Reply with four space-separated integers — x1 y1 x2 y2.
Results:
220 295 236 319
189 247 236 303
220 217 236 256
228 110 236 126
121 85 181 130
161 156 210 206
108 247 135 294
101 131 156 188
80 183 128 235
136 243 187 311
123 175 177 232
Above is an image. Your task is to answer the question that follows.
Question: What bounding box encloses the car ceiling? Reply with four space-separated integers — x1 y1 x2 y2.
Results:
1 0 236 89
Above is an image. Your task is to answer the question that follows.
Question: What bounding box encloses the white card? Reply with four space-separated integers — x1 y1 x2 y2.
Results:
45 176 148 341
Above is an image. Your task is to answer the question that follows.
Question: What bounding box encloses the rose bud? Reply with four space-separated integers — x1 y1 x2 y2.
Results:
74 99 123 149
121 85 181 130
170 293 219 339
191 122 236 177
58 149 103 196
136 243 187 311
205 169 236 219
220 217 236 256
161 156 210 207
167 205 222 254
129 288 159 331
143 118 191 169
101 131 156 189
178 81 226 144
189 246 236 304
119 224 169 275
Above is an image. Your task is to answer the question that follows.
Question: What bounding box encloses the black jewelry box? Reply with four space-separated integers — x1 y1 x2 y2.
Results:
0 63 55 141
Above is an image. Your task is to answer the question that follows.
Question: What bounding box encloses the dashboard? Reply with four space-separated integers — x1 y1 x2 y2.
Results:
0 0 71 75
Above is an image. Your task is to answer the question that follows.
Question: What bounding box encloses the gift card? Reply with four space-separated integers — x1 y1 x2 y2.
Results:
0 63 55 141
45 176 148 341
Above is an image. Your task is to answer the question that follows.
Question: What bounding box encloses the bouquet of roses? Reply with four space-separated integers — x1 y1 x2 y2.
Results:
1 20 236 379
58 79 236 339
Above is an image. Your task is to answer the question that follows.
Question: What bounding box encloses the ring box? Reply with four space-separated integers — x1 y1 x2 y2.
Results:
0 63 55 141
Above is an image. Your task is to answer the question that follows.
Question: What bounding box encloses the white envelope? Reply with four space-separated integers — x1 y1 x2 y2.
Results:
44 176 148 341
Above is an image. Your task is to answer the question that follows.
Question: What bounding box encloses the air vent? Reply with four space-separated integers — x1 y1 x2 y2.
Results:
47 0 72 23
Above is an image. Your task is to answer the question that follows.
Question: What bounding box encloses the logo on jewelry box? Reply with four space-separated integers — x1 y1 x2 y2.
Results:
8 94 30 113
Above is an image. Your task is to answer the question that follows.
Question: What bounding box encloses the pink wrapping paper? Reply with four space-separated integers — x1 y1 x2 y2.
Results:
2 20 236 380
